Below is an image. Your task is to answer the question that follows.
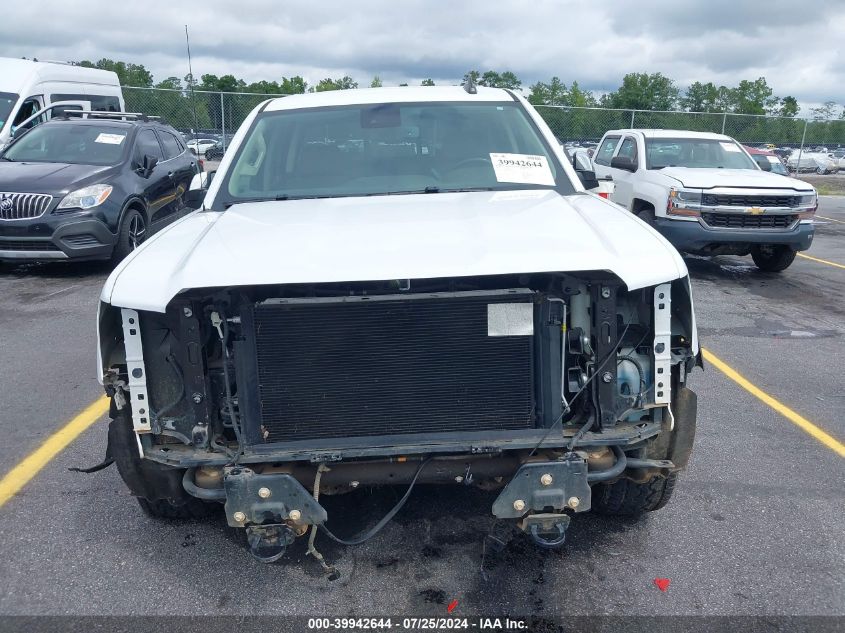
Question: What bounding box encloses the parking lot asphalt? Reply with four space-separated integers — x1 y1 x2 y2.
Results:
0 200 842 618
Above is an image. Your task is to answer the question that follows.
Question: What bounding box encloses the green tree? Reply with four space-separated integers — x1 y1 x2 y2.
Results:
155 77 183 90
771 95 799 118
604 72 679 111
528 77 568 106
370 75 383 88
77 59 153 87
810 101 838 120
462 70 481 85
568 81 596 107
680 81 721 112
730 77 776 115
312 76 358 92
279 76 307 94
421 78 435 86
477 70 521 90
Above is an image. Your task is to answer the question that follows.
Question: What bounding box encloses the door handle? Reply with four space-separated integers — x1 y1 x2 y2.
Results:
167 172 174 178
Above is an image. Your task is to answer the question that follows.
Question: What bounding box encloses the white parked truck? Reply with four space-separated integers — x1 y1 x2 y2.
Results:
593 129 817 272
95 86 699 564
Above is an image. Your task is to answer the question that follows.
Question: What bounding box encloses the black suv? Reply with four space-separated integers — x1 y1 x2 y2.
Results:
0 115 199 263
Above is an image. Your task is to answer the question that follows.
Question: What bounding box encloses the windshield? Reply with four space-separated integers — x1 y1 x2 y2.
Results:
2 123 129 166
0 92 20 132
218 101 569 207
645 138 758 170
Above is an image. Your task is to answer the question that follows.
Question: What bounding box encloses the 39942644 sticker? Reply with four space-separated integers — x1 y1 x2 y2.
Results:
489 153 555 186
719 142 741 153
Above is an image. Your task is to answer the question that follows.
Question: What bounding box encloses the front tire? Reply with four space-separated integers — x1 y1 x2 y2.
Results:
109 409 216 520
751 245 796 272
592 473 677 516
111 208 147 264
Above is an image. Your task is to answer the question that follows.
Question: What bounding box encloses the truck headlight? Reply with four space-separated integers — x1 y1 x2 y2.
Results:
667 188 702 217
795 193 817 207
57 184 113 212
796 192 818 219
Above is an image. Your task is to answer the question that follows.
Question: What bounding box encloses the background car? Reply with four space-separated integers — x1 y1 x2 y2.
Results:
743 145 790 176
787 151 838 174
0 114 199 263
186 138 217 156
204 140 228 160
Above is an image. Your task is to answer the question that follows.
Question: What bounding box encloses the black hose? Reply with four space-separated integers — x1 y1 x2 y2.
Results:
182 467 226 501
587 445 627 482
319 458 431 546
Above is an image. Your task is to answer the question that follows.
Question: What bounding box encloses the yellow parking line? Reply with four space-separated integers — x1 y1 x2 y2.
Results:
0 397 109 508
703 349 845 457
816 215 845 224
796 253 845 270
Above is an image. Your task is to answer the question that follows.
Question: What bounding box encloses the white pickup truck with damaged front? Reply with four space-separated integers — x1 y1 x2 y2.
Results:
95 84 700 565
593 129 817 272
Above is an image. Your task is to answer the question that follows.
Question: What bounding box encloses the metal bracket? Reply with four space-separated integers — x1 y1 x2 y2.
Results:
223 467 328 527
120 308 151 434
492 457 591 519
653 284 672 406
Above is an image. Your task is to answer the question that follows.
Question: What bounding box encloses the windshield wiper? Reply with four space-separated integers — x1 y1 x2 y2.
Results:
223 195 291 209
0 157 13 162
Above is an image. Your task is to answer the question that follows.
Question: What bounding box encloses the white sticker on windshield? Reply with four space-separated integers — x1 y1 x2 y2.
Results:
95 133 126 145
489 153 555 186
719 142 741 153
766 155 780 164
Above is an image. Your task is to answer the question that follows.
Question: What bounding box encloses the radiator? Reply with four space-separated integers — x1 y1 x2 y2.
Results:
243 291 538 443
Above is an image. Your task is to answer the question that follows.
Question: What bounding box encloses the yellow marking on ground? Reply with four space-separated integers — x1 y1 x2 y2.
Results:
796 253 845 270
703 349 845 458
816 215 845 224
0 397 109 508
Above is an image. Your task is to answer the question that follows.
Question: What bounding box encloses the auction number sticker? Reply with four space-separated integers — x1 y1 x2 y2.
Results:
489 153 555 186
95 133 126 145
719 142 741 153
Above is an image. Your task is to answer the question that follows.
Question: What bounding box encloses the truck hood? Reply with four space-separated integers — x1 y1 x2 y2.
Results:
102 190 688 313
654 167 813 191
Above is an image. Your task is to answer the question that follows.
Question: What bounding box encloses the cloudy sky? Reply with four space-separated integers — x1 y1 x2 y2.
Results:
2 0 844 109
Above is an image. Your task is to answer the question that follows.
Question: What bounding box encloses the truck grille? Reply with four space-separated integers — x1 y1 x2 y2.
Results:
245 293 537 443
701 213 797 229
0 192 53 220
701 194 797 208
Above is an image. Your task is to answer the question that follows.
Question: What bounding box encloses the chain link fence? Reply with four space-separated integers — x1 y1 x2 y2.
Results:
123 86 845 155
535 104 845 150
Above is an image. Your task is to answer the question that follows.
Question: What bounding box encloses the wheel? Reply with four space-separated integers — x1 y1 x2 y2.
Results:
816 166 825 174
592 473 678 516
637 207 656 227
137 497 216 520
108 409 217 520
751 245 796 272
111 208 147 263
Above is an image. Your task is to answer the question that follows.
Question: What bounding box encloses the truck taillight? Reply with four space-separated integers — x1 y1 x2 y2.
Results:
599 192 609 199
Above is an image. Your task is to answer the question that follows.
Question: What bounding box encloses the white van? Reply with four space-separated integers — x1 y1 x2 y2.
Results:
0 57 124 148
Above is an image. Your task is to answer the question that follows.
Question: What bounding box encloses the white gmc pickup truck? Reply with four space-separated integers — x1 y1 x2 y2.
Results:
593 129 817 272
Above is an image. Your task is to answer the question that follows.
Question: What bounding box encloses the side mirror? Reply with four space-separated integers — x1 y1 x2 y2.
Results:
576 169 600 190
758 160 772 172
12 127 26 139
184 187 206 210
206 170 216 187
138 154 158 178
610 156 637 172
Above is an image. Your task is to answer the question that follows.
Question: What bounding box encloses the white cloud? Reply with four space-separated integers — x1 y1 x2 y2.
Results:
2 0 844 106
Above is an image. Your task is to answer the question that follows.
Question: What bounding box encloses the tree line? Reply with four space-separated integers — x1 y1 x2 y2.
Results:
73 58 844 120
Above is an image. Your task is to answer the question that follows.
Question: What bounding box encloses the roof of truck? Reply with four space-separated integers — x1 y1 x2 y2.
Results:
263 86 516 112
0 57 120 91
604 129 733 141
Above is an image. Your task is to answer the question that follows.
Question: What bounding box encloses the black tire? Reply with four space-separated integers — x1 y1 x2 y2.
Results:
592 473 678 516
636 206 656 227
109 409 217 520
111 208 147 264
751 245 796 272
137 497 216 520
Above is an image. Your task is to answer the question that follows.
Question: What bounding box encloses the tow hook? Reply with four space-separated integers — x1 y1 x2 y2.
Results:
522 513 570 549
245 524 295 563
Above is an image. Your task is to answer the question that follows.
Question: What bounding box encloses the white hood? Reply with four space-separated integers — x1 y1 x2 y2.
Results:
654 167 814 191
102 190 688 313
